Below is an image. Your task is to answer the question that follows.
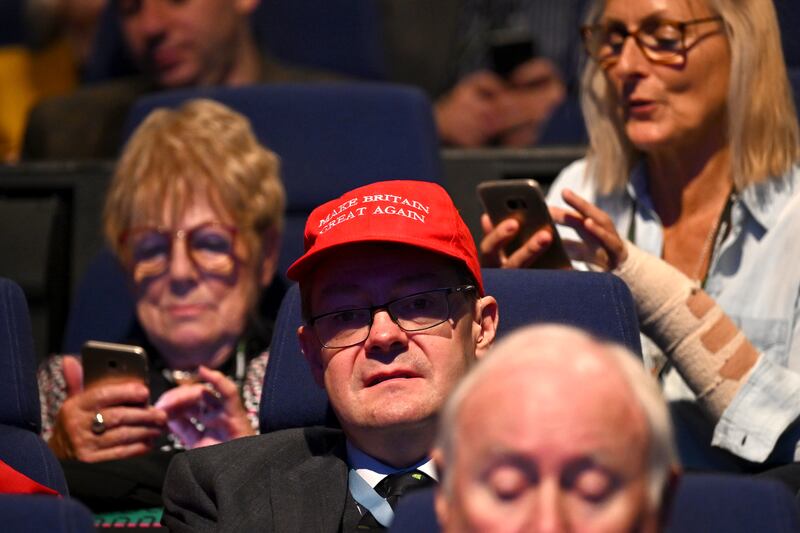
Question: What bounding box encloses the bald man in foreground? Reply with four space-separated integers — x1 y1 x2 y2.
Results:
434 325 679 533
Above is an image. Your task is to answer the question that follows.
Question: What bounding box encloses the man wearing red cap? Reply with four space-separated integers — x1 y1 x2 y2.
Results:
161 180 499 531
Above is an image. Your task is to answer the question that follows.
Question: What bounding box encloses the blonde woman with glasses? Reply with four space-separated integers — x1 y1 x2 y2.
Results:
482 0 800 472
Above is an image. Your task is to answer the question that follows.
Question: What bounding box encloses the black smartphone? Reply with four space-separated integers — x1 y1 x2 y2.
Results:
489 29 537 79
478 179 571 269
81 340 149 389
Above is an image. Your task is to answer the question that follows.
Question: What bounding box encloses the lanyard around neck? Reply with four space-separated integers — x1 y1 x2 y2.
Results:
348 469 395 528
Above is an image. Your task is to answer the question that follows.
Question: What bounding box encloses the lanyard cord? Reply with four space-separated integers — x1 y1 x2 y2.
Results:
348 469 395 527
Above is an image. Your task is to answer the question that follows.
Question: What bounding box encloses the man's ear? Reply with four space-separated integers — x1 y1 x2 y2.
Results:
432 448 450 531
473 295 499 359
298 325 326 388
258 228 280 288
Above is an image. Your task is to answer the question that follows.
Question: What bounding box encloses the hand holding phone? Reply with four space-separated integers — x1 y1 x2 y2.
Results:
478 179 571 269
47 342 164 462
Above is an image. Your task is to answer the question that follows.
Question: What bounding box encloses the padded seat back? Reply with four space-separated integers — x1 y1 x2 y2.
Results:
0 494 94 532
253 0 386 79
61 248 133 354
0 278 40 431
0 278 68 495
666 473 800 532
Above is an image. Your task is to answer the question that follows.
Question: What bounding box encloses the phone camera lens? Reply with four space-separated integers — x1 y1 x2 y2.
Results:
507 198 526 210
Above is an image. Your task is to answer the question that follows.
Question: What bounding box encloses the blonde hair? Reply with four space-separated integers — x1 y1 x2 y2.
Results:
104 99 285 266
436 324 678 508
581 0 800 193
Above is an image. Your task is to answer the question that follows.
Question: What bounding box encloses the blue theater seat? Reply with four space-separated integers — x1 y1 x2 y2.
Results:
776 0 800 68
0 494 94 533
252 0 386 80
60 248 133 355
0 278 68 495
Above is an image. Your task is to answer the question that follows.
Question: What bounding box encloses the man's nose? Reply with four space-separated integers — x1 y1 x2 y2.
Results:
364 309 408 355
529 480 567 533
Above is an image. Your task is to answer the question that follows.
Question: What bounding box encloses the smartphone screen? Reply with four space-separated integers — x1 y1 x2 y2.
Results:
478 179 571 269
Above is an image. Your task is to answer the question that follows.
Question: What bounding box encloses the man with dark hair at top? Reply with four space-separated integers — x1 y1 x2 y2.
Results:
22 0 335 160
161 180 499 531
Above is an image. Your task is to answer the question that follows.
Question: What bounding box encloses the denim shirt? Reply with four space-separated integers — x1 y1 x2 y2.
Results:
548 159 800 462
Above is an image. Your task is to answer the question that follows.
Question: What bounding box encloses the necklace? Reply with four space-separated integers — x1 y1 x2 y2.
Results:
692 215 721 283
162 340 247 388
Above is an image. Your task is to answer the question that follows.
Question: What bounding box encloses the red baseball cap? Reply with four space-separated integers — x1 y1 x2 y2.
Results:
287 180 484 294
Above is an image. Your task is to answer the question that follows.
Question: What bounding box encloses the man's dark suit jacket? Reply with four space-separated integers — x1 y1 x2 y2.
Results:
162 426 352 532
22 55 337 161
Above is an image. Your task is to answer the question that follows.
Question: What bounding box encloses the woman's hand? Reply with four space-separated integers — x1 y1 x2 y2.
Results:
49 356 167 462
551 189 628 271
479 188 627 271
479 214 557 268
434 71 507 147
154 366 255 449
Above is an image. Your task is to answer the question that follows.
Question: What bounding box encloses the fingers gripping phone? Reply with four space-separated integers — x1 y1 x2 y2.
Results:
81 340 149 390
478 179 571 269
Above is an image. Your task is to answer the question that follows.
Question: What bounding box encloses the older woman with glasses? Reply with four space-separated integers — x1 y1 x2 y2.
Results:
37 99 284 495
483 0 800 470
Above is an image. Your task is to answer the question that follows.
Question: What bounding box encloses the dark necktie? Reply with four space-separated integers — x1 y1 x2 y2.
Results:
356 470 436 531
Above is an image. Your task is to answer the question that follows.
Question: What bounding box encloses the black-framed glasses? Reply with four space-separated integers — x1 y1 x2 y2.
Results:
308 285 477 349
581 16 723 68
120 222 239 282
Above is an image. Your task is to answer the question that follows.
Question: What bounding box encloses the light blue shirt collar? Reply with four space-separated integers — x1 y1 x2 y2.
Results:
625 161 799 231
739 166 799 230
346 441 437 488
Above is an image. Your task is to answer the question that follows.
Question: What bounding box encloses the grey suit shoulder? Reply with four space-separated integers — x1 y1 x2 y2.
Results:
162 426 350 533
